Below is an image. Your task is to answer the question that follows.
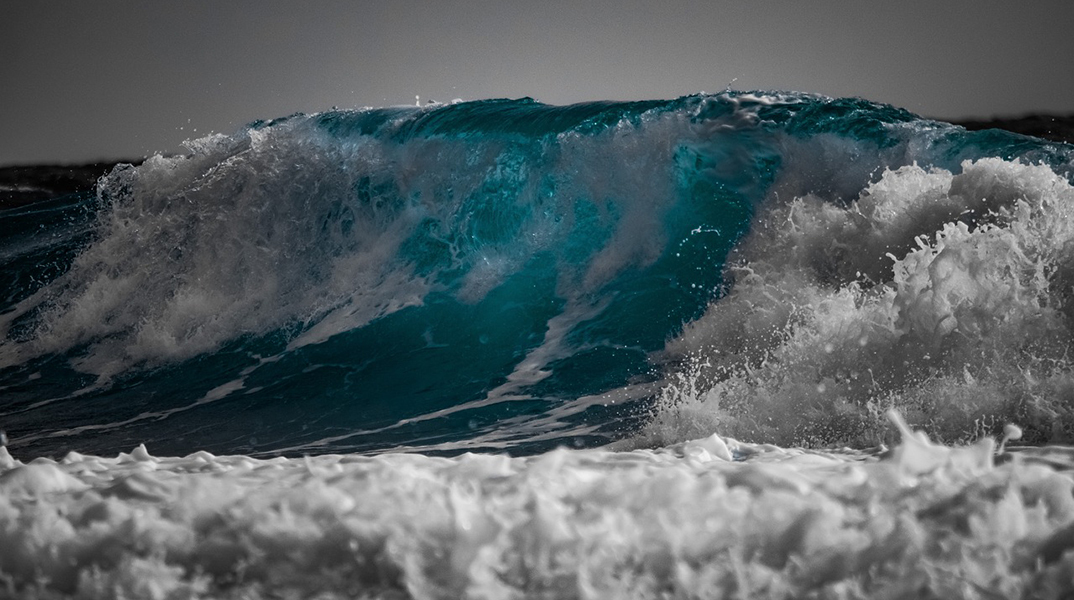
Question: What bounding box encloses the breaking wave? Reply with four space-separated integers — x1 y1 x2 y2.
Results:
0 92 1072 457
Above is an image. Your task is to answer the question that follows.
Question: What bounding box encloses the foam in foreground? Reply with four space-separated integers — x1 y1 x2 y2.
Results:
1 414 1073 599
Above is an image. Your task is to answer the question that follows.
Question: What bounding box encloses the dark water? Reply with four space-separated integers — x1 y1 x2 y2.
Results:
1 92 1073 459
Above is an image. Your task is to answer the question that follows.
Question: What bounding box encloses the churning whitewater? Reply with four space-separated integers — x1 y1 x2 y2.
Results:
3 91 1074 598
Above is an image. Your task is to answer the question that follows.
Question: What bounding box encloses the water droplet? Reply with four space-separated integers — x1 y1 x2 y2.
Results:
1003 423 1023 441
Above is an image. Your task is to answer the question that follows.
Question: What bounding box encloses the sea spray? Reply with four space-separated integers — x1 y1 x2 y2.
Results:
643 157 1074 448
0 92 1072 458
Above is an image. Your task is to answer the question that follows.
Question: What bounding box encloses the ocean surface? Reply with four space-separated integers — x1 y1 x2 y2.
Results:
3 91 1074 598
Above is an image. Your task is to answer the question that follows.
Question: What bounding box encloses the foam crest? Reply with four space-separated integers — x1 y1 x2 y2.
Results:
646 158 1074 447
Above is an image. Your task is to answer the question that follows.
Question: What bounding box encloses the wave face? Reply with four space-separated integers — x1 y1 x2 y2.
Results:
1 92 1073 458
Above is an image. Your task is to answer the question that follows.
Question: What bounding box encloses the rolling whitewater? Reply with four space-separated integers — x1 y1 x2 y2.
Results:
3 91 1074 598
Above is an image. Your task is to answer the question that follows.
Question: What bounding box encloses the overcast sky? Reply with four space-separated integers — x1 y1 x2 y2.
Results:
2 0 1072 165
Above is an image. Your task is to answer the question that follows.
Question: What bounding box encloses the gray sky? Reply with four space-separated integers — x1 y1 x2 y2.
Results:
2 0 1072 165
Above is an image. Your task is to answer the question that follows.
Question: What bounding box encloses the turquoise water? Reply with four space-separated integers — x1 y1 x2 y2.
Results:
1 92 1072 458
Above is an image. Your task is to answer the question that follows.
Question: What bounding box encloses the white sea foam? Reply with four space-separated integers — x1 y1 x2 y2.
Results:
1 417 1073 599
644 157 1074 447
